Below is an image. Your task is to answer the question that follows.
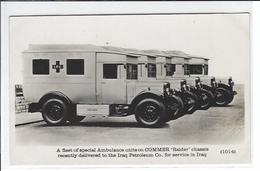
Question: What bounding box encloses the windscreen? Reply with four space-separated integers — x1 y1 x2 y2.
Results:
189 64 203 75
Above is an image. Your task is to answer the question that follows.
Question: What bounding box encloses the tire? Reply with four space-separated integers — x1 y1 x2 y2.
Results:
198 88 214 110
41 98 69 126
134 98 167 128
182 91 199 114
165 95 184 121
214 87 233 107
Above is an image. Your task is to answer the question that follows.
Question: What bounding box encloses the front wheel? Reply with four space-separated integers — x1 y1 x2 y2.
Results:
198 88 214 110
214 87 232 106
182 91 199 114
41 98 69 126
135 98 167 128
165 95 184 121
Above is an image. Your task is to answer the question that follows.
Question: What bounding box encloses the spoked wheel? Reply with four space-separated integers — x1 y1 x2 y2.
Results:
214 87 232 107
198 89 214 110
135 98 167 128
182 91 199 114
42 99 69 126
165 95 184 121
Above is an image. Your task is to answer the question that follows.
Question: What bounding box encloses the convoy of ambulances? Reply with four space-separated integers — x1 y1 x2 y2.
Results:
122 48 199 115
187 54 237 106
162 50 237 107
22 44 236 127
145 50 215 111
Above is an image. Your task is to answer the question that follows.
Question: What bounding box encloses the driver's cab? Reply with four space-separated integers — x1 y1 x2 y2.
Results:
163 50 200 87
96 46 139 104
187 55 212 85
188 56 209 77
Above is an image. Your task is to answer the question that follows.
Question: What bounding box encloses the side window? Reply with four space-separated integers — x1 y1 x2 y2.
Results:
166 64 176 76
127 64 138 80
103 64 118 79
184 64 189 75
67 59 84 75
189 65 203 74
32 59 49 75
204 64 208 75
147 63 156 78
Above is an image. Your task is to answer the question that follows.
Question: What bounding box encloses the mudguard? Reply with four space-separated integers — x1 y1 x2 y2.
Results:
38 91 72 106
129 90 164 114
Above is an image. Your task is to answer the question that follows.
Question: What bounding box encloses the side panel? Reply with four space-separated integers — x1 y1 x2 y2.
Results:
23 52 96 104
77 104 109 116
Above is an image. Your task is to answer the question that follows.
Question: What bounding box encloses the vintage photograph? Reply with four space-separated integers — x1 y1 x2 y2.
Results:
9 13 250 165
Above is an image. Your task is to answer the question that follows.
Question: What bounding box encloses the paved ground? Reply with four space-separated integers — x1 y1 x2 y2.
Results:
15 85 245 146
15 112 43 125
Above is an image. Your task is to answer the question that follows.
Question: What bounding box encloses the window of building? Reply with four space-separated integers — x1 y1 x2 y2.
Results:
127 63 138 80
204 64 208 75
189 64 203 74
103 64 119 79
166 64 176 76
67 59 84 75
32 59 49 75
147 63 156 78
184 64 190 75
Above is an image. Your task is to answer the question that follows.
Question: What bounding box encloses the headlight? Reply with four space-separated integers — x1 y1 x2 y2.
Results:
195 77 201 85
180 80 187 87
211 77 217 86
163 82 171 92
228 77 234 86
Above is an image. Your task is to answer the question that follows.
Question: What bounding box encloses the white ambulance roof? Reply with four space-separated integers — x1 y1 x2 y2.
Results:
142 50 170 58
23 44 136 57
123 48 156 57
101 46 139 57
164 50 191 59
187 54 209 60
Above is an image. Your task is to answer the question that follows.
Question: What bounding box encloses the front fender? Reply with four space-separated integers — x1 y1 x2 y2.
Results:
129 90 164 114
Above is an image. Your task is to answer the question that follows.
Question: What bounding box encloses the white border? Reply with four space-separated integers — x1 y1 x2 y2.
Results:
1 1 258 171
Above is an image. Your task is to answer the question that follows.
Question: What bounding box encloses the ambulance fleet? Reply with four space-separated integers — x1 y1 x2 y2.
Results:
23 44 237 127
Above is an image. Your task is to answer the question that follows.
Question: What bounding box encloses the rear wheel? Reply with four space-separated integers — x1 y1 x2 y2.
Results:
198 88 214 110
135 98 167 128
41 98 69 126
214 87 232 106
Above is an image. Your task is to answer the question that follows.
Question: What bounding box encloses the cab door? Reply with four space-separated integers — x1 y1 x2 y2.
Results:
96 53 127 104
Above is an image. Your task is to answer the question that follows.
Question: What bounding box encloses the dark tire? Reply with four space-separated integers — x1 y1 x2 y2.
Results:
198 88 214 110
134 98 167 128
226 90 234 104
214 87 232 106
41 99 69 126
165 95 184 121
182 91 199 114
